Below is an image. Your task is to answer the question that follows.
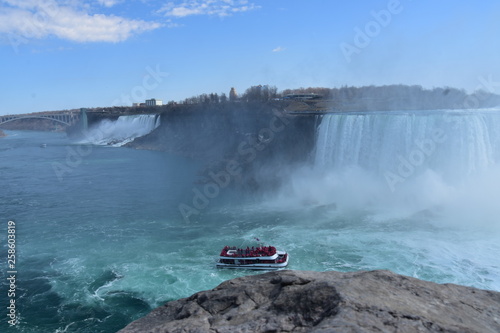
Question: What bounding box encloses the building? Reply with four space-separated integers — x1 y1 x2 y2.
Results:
229 87 238 102
283 93 322 101
145 98 163 106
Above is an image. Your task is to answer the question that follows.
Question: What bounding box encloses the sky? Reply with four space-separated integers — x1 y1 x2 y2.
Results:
1 0 500 115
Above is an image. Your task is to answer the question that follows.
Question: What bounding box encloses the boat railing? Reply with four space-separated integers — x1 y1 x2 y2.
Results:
220 245 277 258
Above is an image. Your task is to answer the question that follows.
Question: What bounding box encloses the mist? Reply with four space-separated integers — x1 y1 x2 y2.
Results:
267 109 500 232
80 114 160 147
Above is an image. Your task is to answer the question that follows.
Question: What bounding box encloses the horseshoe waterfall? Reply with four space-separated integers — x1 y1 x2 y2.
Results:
0 109 499 333
310 110 500 224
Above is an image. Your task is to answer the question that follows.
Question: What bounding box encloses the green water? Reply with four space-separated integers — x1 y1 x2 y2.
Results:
0 114 499 332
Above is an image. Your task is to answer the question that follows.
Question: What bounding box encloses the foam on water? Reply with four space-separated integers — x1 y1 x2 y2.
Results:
1 111 500 332
264 109 500 288
80 114 160 146
271 110 500 227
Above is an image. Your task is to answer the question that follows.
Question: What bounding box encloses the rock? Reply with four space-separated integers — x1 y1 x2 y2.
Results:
118 270 500 333
0 129 6 137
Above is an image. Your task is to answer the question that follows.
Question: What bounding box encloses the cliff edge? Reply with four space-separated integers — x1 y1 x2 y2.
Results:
118 270 500 333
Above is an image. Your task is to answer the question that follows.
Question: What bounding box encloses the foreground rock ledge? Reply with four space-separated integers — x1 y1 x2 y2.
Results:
118 270 500 333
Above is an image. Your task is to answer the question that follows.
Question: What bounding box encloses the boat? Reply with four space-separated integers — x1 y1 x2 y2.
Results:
216 245 289 270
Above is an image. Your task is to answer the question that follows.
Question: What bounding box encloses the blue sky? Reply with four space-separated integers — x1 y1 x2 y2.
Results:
1 0 500 115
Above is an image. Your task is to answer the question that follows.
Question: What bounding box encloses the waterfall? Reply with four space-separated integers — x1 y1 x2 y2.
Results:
314 110 500 184
81 114 160 147
278 109 500 227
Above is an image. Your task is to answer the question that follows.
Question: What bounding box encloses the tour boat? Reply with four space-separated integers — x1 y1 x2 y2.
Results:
216 245 289 270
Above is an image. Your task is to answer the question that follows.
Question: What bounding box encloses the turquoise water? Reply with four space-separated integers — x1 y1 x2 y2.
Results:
1 110 500 332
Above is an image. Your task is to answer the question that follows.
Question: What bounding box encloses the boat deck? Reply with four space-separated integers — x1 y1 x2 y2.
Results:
217 245 289 270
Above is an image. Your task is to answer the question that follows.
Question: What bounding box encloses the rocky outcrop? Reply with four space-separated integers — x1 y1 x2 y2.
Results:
127 102 317 192
118 270 500 333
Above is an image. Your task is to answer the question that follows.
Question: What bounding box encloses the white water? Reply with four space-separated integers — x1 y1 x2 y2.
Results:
275 110 500 229
81 114 160 146
315 110 500 175
2 111 500 332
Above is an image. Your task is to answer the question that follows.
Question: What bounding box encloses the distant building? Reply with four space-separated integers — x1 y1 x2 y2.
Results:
229 87 238 102
145 98 163 106
283 93 322 101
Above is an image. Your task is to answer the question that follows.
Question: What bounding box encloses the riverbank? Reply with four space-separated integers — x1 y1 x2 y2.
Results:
118 269 500 333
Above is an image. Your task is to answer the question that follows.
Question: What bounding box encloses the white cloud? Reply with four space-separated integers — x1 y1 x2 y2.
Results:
272 46 285 52
0 0 162 43
96 0 121 7
164 19 183 28
158 0 259 18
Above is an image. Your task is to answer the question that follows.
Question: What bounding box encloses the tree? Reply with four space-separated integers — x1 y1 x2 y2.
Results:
220 93 228 103
242 85 278 102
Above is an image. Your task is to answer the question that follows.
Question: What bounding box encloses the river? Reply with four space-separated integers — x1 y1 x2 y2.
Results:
1 110 499 332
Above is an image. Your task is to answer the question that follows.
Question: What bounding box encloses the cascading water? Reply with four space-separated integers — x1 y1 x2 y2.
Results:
265 108 500 290
315 110 500 180
81 114 160 147
1 110 499 333
279 109 500 228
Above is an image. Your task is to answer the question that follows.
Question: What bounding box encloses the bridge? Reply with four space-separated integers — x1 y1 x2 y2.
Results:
0 112 81 126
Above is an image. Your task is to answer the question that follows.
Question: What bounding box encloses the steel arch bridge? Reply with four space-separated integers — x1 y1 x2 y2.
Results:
0 113 80 126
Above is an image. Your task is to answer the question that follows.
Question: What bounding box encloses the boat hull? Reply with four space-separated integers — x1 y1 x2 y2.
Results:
216 253 289 270
216 263 286 271
216 263 288 270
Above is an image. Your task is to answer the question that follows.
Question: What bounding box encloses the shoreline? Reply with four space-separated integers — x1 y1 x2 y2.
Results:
118 269 500 333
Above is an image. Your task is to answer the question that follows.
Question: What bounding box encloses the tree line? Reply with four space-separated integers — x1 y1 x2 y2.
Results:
176 85 279 105
173 84 500 110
